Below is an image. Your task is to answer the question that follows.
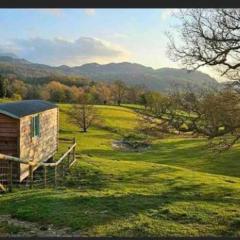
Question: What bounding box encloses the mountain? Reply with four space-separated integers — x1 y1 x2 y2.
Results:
0 56 220 91
0 52 18 59
65 62 219 91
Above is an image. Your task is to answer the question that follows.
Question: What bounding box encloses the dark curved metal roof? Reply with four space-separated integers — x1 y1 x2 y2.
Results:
0 100 57 119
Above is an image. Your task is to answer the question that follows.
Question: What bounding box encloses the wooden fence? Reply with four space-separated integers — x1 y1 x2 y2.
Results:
0 137 77 193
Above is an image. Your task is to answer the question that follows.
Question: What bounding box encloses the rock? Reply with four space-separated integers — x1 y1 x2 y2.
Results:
100 210 108 214
30 230 37 235
39 225 48 231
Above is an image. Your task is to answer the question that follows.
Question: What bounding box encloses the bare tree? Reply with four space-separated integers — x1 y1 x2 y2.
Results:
112 80 127 106
164 9 240 149
142 86 240 150
127 84 147 104
96 82 112 105
70 104 99 133
168 9 240 80
70 94 99 133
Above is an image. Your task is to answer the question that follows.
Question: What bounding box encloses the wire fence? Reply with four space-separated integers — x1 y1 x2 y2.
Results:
0 137 77 193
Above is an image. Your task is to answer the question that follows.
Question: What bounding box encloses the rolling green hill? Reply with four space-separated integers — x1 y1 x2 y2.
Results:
0 104 240 237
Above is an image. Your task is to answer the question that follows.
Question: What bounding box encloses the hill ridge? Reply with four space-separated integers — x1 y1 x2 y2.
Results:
0 56 219 91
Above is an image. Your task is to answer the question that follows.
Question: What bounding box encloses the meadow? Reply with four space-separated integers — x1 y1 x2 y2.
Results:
1 103 240 236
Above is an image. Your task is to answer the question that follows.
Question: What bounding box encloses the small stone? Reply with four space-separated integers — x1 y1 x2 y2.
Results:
39 225 48 231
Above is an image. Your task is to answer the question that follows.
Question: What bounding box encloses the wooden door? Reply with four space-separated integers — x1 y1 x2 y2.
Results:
0 114 20 186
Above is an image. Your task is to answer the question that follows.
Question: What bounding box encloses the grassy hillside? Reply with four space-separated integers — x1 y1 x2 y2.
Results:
1 104 240 237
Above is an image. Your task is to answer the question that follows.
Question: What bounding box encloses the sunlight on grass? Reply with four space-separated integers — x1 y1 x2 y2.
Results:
1 103 240 237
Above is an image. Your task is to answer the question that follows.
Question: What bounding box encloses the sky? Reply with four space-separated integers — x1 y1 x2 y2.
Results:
0 9 223 81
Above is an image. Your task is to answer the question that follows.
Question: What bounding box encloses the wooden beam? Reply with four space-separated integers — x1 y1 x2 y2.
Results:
29 165 33 189
54 165 58 188
0 183 6 193
43 165 47 188
67 147 71 169
0 153 29 164
69 157 78 168
8 160 13 192
41 143 77 167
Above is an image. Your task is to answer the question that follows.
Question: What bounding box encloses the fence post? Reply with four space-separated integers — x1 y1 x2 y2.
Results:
61 162 65 179
71 137 76 166
54 165 58 188
8 160 13 192
67 148 71 169
73 138 76 162
44 166 47 188
29 164 33 189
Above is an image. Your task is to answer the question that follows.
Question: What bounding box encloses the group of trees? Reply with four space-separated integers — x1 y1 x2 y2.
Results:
0 75 28 100
0 74 147 105
140 86 240 150
2 9 240 144
0 74 149 133
139 8 240 150
81 9 240 147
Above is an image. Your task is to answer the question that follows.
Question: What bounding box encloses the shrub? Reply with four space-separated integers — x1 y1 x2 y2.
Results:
122 133 151 150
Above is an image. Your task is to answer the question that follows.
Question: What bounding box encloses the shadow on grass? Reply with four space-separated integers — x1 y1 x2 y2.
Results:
59 129 81 134
80 139 240 178
64 165 108 190
0 181 239 236
93 123 122 135
81 139 207 161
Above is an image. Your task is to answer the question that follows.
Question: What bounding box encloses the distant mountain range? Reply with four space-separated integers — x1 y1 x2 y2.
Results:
0 55 220 91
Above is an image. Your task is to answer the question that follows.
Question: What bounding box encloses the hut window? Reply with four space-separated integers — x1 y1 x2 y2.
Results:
31 114 40 137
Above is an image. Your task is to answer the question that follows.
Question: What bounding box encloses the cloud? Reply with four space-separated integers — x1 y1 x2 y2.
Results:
160 9 178 21
83 9 96 16
0 37 130 66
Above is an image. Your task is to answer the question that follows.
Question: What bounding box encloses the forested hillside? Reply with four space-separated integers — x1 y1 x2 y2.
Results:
0 56 219 92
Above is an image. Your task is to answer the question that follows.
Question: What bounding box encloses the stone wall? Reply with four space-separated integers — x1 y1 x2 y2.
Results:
19 108 58 181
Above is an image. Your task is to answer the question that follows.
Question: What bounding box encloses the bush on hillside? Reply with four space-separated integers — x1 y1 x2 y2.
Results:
122 133 151 150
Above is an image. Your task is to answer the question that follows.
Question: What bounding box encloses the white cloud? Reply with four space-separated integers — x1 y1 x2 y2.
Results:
0 37 130 66
160 9 178 21
83 9 96 16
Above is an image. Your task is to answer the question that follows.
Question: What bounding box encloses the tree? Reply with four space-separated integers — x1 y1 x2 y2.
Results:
88 85 100 104
0 75 8 98
96 83 112 105
112 80 127 106
165 9 240 149
44 81 67 102
168 9 240 80
70 94 99 132
8 79 28 99
65 86 82 103
127 84 147 104
143 86 240 150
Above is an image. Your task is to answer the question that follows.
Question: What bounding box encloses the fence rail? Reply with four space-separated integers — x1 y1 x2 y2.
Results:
0 137 77 193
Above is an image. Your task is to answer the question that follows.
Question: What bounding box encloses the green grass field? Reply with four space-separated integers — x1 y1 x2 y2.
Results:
1 103 240 236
